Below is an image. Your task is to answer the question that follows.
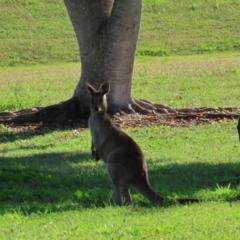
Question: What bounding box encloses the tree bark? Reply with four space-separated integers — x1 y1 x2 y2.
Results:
64 0 142 112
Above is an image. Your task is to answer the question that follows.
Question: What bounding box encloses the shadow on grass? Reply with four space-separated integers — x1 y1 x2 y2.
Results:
0 128 62 144
1 151 240 215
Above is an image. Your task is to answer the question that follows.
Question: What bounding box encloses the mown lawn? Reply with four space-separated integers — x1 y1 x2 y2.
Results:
0 0 239 66
1 52 240 111
1 121 240 239
1 0 240 239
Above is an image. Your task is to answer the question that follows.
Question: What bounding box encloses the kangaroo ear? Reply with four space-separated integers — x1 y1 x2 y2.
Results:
100 82 110 95
86 82 96 96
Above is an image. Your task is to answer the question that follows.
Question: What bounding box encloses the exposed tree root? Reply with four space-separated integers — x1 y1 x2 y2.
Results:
0 97 89 126
0 96 177 125
0 96 239 130
130 98 176 115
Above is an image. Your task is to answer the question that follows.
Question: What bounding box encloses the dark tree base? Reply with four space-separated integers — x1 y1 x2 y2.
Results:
0 97 90 125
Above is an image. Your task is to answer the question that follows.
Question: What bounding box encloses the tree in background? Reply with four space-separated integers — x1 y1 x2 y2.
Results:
0 0 173 125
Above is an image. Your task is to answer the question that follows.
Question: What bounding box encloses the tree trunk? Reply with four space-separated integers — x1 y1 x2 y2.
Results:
64 0 142 112
0 0 175 125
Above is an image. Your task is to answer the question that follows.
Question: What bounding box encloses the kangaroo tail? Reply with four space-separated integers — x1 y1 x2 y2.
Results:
133 173 201 205
176 198 201 204
133 176 164 204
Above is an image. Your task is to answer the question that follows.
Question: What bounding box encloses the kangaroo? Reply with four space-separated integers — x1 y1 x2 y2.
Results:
86 82 199 205
237 118 240 142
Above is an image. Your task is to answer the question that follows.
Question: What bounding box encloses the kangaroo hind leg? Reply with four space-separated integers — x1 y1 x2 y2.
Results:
112 183 123 206
112 183 132 206
122 188 132 205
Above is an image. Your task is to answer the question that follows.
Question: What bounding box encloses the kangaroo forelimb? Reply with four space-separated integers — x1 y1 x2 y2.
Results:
91 142 100 161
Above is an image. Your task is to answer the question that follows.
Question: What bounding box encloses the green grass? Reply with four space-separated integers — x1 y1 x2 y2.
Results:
0 0 78 67
0 0 239 66
1 122 240 239
1 203 240 239
0 52 240 111
140 0 240 56
133 53 240 108
0 63 79 111
1 0 240 238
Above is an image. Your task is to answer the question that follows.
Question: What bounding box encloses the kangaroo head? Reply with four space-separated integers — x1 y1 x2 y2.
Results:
86 82 110 113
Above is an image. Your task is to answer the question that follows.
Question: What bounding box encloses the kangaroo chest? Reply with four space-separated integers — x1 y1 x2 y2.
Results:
89 115 108 150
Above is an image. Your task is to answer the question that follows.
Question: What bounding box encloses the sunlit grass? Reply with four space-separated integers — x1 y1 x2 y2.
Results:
0 0 239 66
133 53 240 107
1 53 240 111
1 202 240 239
